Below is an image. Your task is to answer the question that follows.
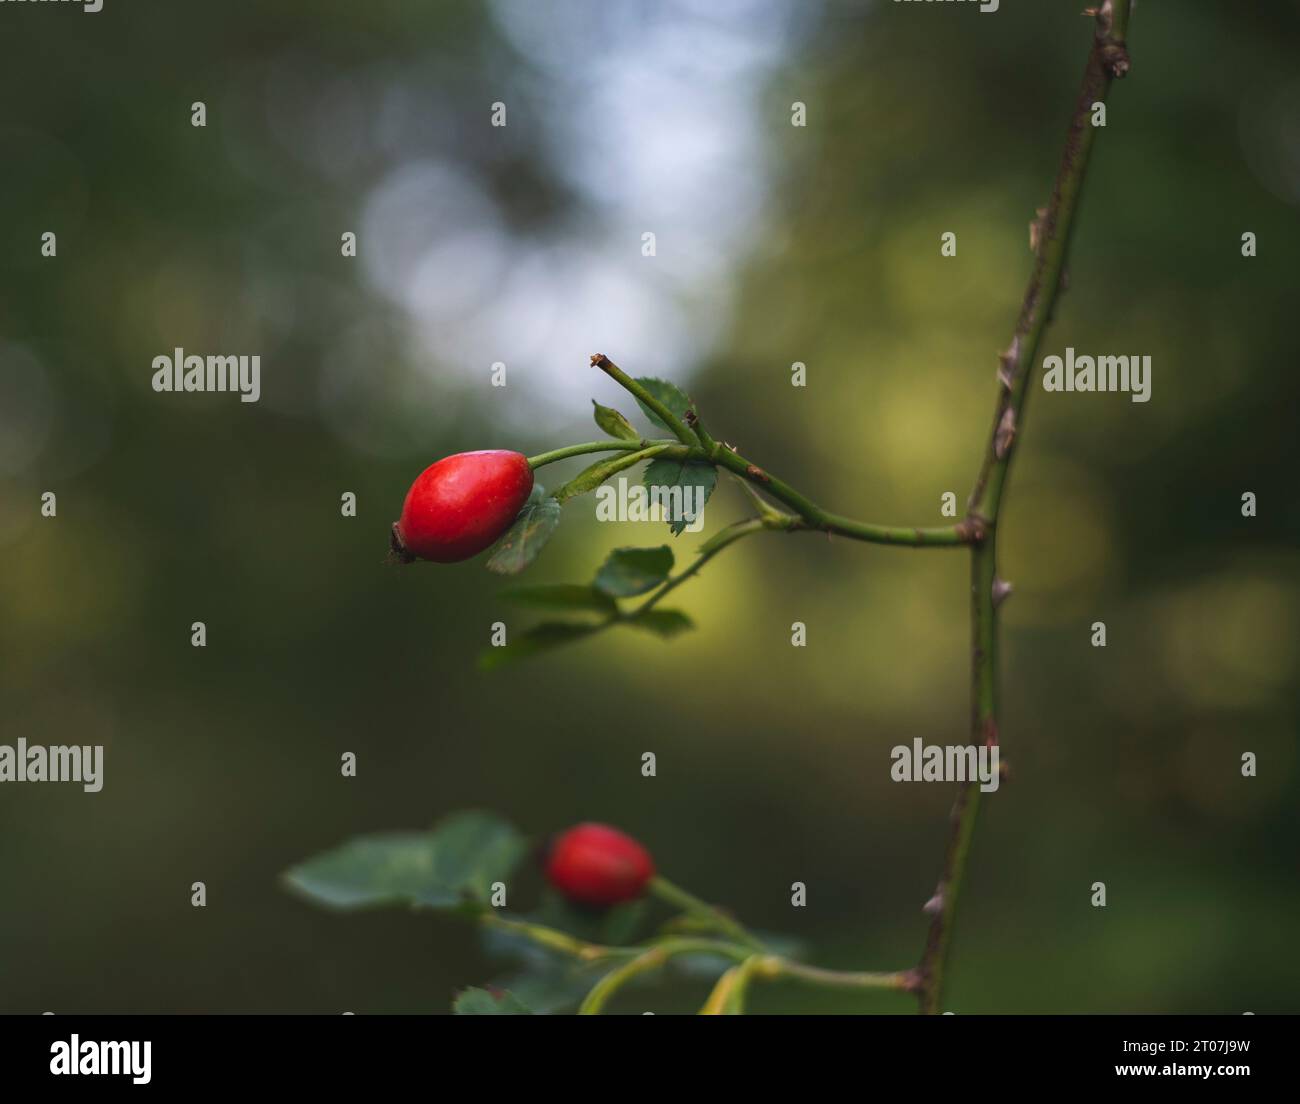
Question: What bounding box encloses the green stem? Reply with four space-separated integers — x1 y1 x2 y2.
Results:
631 518 770 618
755 956 916 993
687 410 718 454
531 438 963 547
650 875 767 952
578 938 751 1015
479 913 633 962
699 955 765 1015
917 540 995 1015
591 353 700 447
527 438 678 469
916 0 1132 1015
485 909 915 1010
551 443 675 503
967 0 1131 524
712 447 968 548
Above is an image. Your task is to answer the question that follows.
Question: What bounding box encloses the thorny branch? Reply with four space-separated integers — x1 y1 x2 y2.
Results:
514 2 1133 1014
914 0 1132 1014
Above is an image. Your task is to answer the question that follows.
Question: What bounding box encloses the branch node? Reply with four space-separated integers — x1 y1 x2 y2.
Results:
1100 42 1131 78
955 515 989 544
899 968 925 994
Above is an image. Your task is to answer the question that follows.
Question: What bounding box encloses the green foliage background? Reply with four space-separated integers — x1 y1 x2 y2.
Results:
1 0 1297 1012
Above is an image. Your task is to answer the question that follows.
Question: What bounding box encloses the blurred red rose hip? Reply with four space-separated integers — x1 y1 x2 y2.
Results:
545 823 656 907
392 450 533 563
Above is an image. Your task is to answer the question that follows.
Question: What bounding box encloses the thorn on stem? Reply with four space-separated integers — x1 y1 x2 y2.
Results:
923 890 945 917
992 577 1014 607
1029 206 1048 253
745 464 771 484
1094 3 1131 77
994 406 1017 460
981 717 1000 748
997 336 1022 390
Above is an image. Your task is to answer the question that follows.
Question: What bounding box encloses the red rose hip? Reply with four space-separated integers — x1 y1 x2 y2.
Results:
392 450 533 563
544 823 655 907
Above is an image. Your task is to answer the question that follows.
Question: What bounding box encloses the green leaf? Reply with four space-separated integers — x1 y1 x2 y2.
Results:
552 446 667 504
500 584 617 615
625 608 694 638
282 811 527 910
485 488 562 575
453 987 533 1015
633 377 693 432
592 400 640 442
553 456 627 502
593 546 674 597
477 621 598 670
642 457 717 536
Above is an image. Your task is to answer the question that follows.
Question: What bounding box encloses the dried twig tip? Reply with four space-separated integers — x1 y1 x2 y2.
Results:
387 522 416 565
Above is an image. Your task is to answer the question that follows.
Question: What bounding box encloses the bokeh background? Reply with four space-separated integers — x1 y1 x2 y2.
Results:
1 0 1297 1014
